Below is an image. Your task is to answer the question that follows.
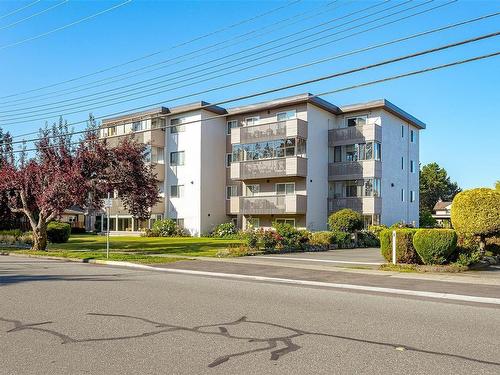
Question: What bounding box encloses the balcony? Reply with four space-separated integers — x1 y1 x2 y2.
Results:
328 160 381 180
230 194 307 215
152 163 165 181
231 156 307 180
328 197 381 214
231 118 307 144
328 124 381 146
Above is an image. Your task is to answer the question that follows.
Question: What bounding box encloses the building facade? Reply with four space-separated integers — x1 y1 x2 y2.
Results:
95 93 424 235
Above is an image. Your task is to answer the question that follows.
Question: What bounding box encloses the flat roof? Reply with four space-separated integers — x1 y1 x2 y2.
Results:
168 101 227 116
339 99 426 129
102 107 169 124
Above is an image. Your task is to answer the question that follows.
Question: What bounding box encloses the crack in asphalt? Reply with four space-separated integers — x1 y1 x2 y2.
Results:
1 314 499 368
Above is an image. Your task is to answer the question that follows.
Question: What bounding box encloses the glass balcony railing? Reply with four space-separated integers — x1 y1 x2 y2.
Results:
230 194 307 215
230 156 307 180
231 118 307 144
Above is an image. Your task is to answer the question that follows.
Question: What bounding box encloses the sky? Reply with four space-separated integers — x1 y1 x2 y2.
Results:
0 0 498 189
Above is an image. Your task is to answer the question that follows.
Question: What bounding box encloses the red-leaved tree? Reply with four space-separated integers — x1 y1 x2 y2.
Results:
0 119 159 251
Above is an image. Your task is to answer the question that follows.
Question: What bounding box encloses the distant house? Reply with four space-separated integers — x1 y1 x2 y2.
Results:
60 206 87 231
432 199 452 227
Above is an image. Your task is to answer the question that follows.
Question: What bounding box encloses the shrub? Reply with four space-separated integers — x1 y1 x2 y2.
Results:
0 229 22 239
454 250 482 267
328 209 363 233
330 230 352 248
273 222 306 249
0 234 17 245
357 230 380 248
217 244 256 257
486 236 500 255
380 228 419 264
419 209 437 228
310 231 334 246
412 229 457 265
389 221 414 229
141 229 160 237
19 232 33 246
211 222 237 238
47 221 71 243
151 219 189 237
260 229 282 250
451 188 500 252
244 229 259 249
71 227 86 234
367 225 388 239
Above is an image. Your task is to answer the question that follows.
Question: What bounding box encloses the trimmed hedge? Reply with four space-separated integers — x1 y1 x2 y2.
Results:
380 228 419 264
310 231 334 246
47 222 71 243
451 188 500 243
413 229 457 265
328 209 363 233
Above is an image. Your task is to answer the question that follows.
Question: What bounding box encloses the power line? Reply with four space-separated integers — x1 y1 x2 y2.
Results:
0 0 356 107
0 0 304 99
1 0 440 119
0 0 41 21
0 0 132 51
9 51 500 154
6 31 499 147
0 0 69 32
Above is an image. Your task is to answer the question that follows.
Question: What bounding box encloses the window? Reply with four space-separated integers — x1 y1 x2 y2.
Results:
345 144 358 162
410 160 415 173
401 156 405 170
170 185 184 198
170 117 186 133
333 146 342 163
374 142 381 160
330 179 380 198
107 126 117 136
245 184 259 196
245 116 259 126
276 110 296 122
276 182 295 195
132 121 146 132
401 125 405 138
410 190 416 202
247 217 260 228
151 117 166 130
226 153 232 168
226 186 237 200
401 189 405 202
175 218 184 228
226 120 239 135
346 116 367 127
232 137 305 162
170 151 185 166
275 218 295 226
410 129 415 143
345 180 360 198
146 146 164 164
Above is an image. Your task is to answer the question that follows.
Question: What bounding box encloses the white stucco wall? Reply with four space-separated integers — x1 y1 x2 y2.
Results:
380 111 420 226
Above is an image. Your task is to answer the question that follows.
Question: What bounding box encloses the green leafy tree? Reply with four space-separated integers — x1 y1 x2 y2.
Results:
419 162 461 212
495 180 500 192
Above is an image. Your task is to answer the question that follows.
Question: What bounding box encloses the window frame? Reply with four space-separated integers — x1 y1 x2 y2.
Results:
226 153 232 168
245 184 260 197
170 151 185 166
401 188 405 202
226 120 239 135
170 117 187 133
345 115 367 128
247 217 260 228
275 218 296 227
226 185 237 200
170 184 184 198
410 190 415 203
410 129 415 143
276 110 296 122
410 160 415 173
244 116 260 126
275 182 295 195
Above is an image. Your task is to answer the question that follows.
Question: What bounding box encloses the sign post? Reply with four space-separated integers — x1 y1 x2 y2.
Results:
392 230 397 265
104 193 113 259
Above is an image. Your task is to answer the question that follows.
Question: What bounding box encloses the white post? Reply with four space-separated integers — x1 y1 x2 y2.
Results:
106 192 110 259
392 230 397 265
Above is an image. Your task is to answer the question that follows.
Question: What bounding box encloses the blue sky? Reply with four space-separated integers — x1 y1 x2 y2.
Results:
0 0 498 189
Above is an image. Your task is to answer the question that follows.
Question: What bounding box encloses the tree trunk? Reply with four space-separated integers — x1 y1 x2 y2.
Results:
32 224 48 251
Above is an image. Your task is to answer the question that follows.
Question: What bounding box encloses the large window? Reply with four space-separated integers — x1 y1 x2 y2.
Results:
329 179 381 198
170 117 187 133
146 146 164 164
170 151 185 166
332 142 381 163
226 185 237 200
275 218 295 226
226 120 239 135
170 185 184 198
232 138 306 162
276 110 296 122
151 117 166 130
245 184 260 196
132 121 148 132
346 115 367 127
276 182 295 195
247 217 260 228
245 116 259 126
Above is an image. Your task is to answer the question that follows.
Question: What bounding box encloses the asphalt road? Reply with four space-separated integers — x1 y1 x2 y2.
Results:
1 256 499 375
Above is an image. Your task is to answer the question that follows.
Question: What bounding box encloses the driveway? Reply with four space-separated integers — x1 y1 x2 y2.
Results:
251 248 384 268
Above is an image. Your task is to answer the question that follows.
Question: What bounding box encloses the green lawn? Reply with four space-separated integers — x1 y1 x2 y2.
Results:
47 234 242 257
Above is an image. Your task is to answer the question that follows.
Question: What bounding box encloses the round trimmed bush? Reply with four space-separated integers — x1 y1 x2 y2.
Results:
451 188 500 251
328 209 363 233
211 222 237 238
310 231 334 246
47 221 71 243
380 228 419 264
413 229 457 265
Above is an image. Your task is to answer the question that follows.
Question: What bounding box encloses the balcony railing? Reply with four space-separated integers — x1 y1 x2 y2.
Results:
230 156 307 180
327 197 381 214
230 194 307 215
231 118 307 144
328 160 381 180
328 124 381 145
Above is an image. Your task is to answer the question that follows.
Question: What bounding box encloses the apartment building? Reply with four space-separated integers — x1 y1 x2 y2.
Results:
95 93 424 235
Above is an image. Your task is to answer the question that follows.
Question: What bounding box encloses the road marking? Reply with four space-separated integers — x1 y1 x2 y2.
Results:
251 256 382 266
102 261 500 306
